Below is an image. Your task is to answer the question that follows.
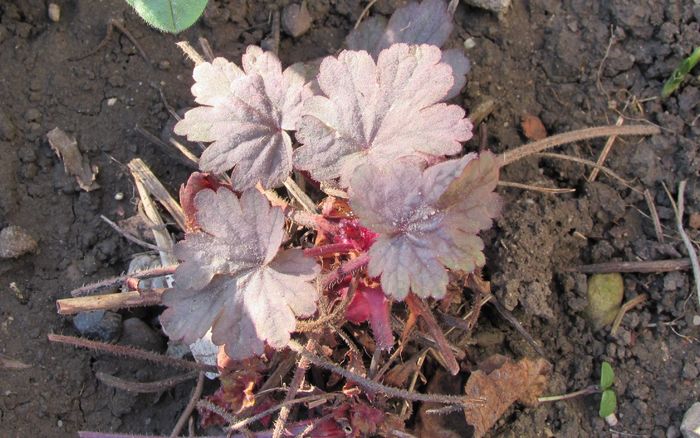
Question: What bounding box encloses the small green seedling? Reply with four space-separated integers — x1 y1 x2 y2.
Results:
661 47 700 98
538 361 618 425
598 361 617 423
125 0 208 34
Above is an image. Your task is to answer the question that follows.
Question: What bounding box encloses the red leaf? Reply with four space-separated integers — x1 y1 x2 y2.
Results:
345 284 393 350
179 172 226 232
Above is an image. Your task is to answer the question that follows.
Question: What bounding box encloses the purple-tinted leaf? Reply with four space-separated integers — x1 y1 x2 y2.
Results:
345 16 387 53
345 0 468 99
349 152 500 300
175 47 312 190
160 188 320 360
345 284 394 350
294 44 472 185
441 48 470 99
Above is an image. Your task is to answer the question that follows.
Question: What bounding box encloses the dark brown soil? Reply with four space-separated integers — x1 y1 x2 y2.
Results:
0 1 698 437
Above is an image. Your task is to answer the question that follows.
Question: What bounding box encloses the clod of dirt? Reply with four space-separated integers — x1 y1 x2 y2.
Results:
681 402 700 438
521 113 547 140
689 213 700 230
73 310 122 342
0 225 37 258
47 127 100 192
282 2 313 38
463 355 551 438
585 273 624 330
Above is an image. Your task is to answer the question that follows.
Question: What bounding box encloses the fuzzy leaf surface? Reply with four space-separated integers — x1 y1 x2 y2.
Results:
175 47 311 189
294 43 472 185
350 152 500 300
345 0 469 99
160 188 320 360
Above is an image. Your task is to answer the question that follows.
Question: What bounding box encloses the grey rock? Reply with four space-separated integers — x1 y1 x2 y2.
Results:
0 226 38 258
682 402 700 438
73 310 122 342
464 0 511 14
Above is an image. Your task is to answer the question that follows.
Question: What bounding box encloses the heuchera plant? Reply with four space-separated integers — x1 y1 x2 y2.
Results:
162 0 500 363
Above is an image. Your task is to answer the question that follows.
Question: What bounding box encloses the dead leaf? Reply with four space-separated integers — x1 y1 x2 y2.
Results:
689 212 700 230
384 352 422 388
0 353 31 369
463 355 551 438
47 127 99 191
521 114 547 141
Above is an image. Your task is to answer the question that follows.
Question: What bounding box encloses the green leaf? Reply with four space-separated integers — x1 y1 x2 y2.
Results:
599 389 617 418
661 47 700 98
125 0 208 34
600 361 614 390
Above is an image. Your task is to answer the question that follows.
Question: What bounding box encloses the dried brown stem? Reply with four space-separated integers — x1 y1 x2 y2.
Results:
588 116 624 182
96 371 198 393
48 334 217 373
287 340 483 406
320 253 370 289
57 289 165 314
535 152 638 191
134 125 198 170
668 181 700 306
500 125 659 167
490 296 547 358
70 18 150 63
232 393 340 432
566 259 692 274
170 372 205 438
611 294 648 336
296 279 357 332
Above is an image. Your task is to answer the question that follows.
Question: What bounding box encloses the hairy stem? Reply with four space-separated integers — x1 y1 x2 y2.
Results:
70 266 177 297
170 372 205 438
271 339 315 437
500 125 659 166
405 294 459 376
48 334 217 373
96 371 198 393
320 253 369 289
303 242 356 258
287 339 483 406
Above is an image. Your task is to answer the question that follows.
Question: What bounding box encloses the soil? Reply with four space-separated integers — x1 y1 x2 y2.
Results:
0 0 698 437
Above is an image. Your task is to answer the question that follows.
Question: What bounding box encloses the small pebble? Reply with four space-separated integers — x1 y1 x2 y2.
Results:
48 3 61 22
73 310 122 342
464 38 477 49
157 60 171 71
114 192 124 201
693 315 700 326
0 226 38 258
57 419 63 428
106 97 118 107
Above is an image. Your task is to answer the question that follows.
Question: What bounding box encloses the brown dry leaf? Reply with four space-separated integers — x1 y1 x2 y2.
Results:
384 352 422 388
521 114 547 140
464 355 551 438
47 127 99 191
417 369 469 438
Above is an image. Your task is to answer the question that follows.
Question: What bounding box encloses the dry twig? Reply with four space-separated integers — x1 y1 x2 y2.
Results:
170 372 205 438
96 371 198 393
566 259 692 274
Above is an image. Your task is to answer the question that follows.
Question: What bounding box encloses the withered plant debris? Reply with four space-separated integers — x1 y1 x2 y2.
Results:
47 127 99 191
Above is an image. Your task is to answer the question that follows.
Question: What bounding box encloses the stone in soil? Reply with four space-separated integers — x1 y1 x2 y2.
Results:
682 402 700 438
0 225 38 258
73 310 122 342
119 318 165 352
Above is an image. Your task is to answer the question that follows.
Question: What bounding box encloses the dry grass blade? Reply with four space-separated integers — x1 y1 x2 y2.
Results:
134 124 198 170
666 181 700 306
129 159 187 232
100 214 160 251
0 353 31 370
588 116 624 182
644 189 665 243
611 294 647 336
535 152 639 192
498 181 576 194
283 176 318 213
96 371 198 393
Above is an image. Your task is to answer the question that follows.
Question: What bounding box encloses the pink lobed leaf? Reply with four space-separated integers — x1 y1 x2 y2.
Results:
294 43 472 186
349 152 501 300
345 284 394 350
346 0 469 99
160 188 320 360
174 47 312 190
